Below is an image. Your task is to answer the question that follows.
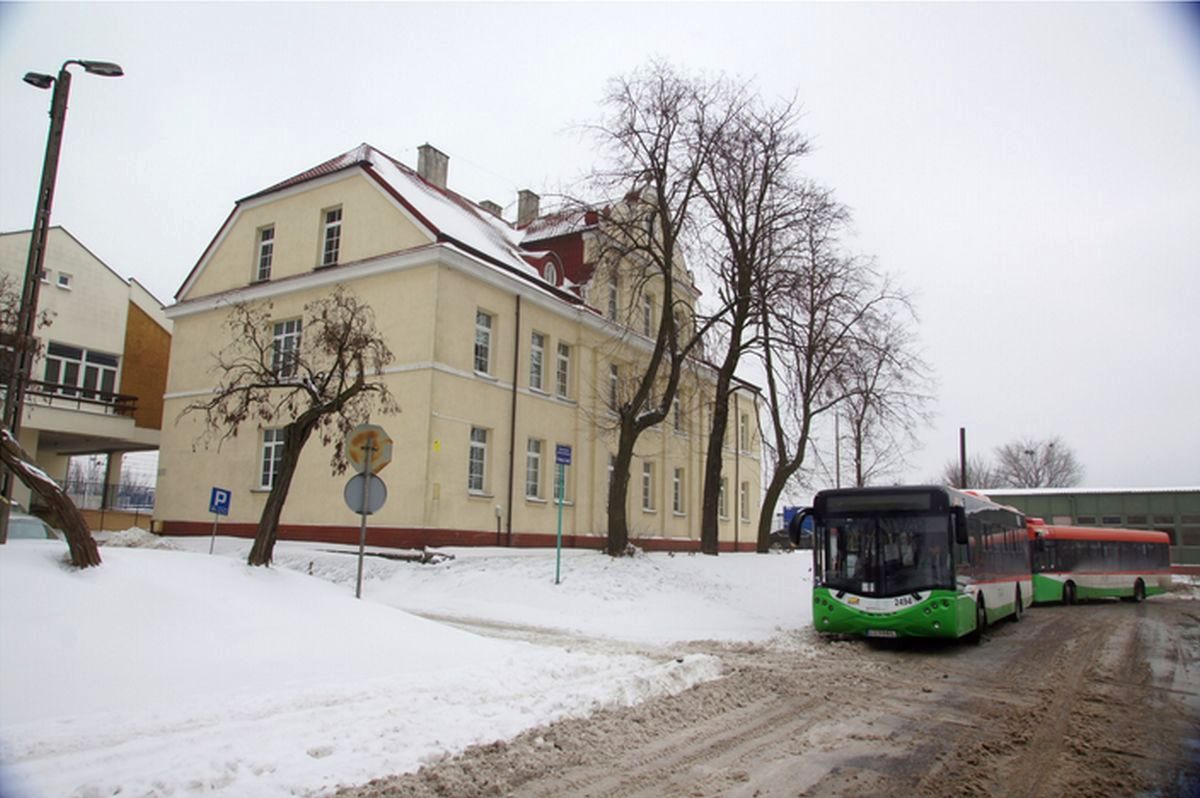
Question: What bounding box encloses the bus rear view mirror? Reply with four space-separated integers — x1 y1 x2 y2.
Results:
953 507 968 545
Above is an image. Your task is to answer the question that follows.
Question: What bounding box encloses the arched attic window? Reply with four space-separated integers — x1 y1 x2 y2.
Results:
544 262 558 286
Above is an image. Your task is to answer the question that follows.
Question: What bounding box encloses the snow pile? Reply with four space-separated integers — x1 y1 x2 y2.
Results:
97 526 181 549
0 542 724 798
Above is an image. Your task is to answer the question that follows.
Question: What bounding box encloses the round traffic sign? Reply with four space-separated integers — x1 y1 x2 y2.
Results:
344 473 387 515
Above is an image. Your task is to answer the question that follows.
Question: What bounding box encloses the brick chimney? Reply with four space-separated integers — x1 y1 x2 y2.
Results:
417 143 449 189
478 200 503 218
517 189 540 227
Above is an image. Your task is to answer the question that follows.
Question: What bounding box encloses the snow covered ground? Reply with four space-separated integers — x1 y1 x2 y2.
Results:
0 533 813 798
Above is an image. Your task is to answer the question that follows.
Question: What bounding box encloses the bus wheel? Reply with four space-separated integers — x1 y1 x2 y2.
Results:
1014 586 1024 621
1133 579 1146 603
971 597 987 644
1063 581 1076 606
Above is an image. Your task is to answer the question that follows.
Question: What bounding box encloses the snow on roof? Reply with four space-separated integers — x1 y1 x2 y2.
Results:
242 143 545 282
521 208 597 244
360 146 540 279
982 486 1200 496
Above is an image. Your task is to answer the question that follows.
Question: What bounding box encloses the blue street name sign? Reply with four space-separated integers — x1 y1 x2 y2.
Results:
209 487 231 516
555 444 572 465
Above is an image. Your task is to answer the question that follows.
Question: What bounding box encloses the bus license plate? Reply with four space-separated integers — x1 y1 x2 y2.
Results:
866 629 898 638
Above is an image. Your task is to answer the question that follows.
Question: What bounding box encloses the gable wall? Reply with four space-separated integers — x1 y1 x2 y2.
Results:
183 173 433 300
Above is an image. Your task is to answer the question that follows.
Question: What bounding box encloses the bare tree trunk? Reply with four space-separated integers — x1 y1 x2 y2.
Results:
0 430 101 568
699 365 735 555
606 421 637 556
248 419 315 566
757 470 791 554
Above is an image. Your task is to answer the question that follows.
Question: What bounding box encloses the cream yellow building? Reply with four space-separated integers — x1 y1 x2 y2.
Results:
0 227 171 514
157 144 761 550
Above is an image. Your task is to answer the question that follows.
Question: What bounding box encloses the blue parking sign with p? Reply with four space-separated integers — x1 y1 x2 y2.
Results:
209 487 231 516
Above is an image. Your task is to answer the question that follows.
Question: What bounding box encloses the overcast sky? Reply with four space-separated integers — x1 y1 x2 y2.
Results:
2 2 1197 490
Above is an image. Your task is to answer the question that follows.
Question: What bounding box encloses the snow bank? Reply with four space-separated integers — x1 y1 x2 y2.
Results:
0 542 720 798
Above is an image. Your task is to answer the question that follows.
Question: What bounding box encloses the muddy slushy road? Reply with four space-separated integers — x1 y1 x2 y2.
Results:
340 593 1200 798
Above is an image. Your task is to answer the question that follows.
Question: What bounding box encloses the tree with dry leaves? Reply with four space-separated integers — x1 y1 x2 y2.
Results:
183 286 397 566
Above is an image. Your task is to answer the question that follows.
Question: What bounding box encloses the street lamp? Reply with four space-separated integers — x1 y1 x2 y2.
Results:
0 59 123 543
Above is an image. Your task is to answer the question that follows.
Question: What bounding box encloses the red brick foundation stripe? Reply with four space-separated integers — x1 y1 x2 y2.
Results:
158 520 761 553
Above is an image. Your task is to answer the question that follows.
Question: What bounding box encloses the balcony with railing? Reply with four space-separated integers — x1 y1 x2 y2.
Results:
7 378 138 418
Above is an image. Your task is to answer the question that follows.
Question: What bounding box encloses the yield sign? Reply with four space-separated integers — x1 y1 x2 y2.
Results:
346 424 393 474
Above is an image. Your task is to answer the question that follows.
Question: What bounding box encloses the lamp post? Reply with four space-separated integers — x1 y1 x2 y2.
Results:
0 59 123 544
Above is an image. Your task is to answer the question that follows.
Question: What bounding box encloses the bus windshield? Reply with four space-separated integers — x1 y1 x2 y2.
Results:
821 513 953 596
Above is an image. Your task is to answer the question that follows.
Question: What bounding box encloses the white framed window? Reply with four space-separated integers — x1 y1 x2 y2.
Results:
272 319 302 379
56 272 73 290
642 461 656 512
256 226 275 281
642 294 653 336
673 398 683 433
529 332 545 391
260 428 285 489
740 480 751 521
607 275 618 321
43 342 118 400
609 363 619 410
468 427 488 493
474 310 493 374
673 467 684 514
740 413 751 450
321 207 342 266
554 450 571 503
544 262 558 285
555 343 570 399
719 478 728 519
525 438 543 499
39 270 51 285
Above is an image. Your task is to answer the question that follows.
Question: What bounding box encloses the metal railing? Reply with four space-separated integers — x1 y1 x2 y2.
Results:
9 378 137 417
61 478 154 512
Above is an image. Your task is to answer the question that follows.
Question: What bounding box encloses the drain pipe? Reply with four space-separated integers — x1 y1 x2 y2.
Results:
505 294 521 545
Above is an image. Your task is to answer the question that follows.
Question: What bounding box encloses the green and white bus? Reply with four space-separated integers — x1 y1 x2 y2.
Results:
1027 521 1172 604
811 486 1031 641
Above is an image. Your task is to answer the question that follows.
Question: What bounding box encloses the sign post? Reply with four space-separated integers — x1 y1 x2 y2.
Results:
208 487 230 554
344 424 392 599
554 444 571 585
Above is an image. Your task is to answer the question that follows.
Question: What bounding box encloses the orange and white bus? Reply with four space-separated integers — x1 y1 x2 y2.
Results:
1026 519 1172 604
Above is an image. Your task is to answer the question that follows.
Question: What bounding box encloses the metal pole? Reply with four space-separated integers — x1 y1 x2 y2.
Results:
355 440 374 599
555 462 564 585
209 513 219 555
0 68 74 544
959 427 968 488
834 412 841 489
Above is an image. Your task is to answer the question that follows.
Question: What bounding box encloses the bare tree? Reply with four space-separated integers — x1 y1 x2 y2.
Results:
183 286 397 566
994 436 1084 488
754 193 906 552
839 304 933 487
582 61 737 556
939 454 999 489
695 91 812 554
